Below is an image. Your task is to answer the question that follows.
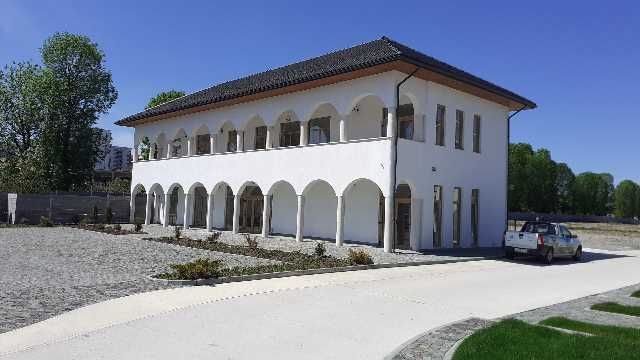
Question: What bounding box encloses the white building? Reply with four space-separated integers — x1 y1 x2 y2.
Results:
117 37 535 252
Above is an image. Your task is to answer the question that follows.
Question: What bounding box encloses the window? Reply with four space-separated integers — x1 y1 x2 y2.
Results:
433 185 443 248
308 117 330 144
471 189 479 247
279 121 300 147
560 225 572 238
196 134 210 155
453 187 462 247
381 108 388 137
227 130 237 152
435 104 446 146
398 104 414 140
473 114 481 153
254 126 267 150
455 110 464 150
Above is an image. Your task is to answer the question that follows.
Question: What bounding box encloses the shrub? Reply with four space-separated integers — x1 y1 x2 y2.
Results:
134 222 143 232
166 258 223 280
105 207 113 224
244 234 258 249
39 216 54 227
174 226 181 240
314 242 326 257
112 224 122 231
347 249 373 265
208 231 221 241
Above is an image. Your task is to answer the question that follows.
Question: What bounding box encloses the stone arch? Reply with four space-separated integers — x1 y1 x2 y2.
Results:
242 116 268 150
302 179 337 240
342 178 384 245
305 103 340 144
345 94 387 140
268 180 297 236
169 128 188 157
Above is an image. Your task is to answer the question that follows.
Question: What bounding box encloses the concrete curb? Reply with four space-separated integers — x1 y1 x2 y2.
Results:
148 255 500 286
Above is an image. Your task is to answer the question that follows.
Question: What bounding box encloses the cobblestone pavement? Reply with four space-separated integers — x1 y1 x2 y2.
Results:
512 283 640 328
391 318 494 360
142 224 503 264
0 227 276 334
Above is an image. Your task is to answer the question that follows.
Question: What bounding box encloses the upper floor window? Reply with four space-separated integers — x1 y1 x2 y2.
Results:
254 126 267 150
473 114 481 153
227 130 237 152
308 117 330 144
435 104 446 146
455 110 464 150
280 121 300 147
398 104 414 140
196 134 210 155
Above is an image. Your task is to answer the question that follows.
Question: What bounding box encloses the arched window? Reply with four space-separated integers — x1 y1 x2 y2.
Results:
308 117 330 144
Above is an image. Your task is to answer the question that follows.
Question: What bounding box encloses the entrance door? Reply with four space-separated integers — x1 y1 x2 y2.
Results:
396 200 411 249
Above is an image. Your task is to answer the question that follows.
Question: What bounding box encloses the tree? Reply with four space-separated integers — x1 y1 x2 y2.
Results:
508 143 534 211
555 163 575 214
573 172 611 215
38 32 118 191
526 148 557 213
614 180 639 218
146 90 185 109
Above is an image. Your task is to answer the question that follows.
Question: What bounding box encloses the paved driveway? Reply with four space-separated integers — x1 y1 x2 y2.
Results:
0 227 274 333
1 248 638 359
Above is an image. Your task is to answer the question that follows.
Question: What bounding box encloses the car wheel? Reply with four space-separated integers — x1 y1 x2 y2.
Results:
505 246 515 259
543 248 554 265
573 246 582 261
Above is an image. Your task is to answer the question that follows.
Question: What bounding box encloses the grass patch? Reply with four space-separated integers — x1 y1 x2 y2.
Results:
632 290 640 298
591 302 640 317
454 318 640 360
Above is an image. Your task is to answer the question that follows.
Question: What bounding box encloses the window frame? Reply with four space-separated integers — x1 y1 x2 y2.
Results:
473 114 481 153
435 104 446 146
279 121 301 147
455 110 464 150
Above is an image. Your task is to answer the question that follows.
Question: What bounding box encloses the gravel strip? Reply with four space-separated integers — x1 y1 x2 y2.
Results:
0 227 275 334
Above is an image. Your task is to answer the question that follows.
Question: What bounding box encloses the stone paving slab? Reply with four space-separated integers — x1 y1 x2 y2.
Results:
0 227 276 334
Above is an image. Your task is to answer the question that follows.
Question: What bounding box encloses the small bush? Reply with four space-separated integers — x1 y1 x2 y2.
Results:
208 231 221 241
174 226 181 240
79 217 90 225
165 258 223 280
347 249 373 265
134 222 143 232
112 224 122 231
94 223 106 230
105 207 113 224
39 216 54 227
314 242 326 257
244 234 258 249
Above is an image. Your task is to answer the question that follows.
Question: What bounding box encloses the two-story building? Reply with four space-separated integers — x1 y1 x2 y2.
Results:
117 37 535 252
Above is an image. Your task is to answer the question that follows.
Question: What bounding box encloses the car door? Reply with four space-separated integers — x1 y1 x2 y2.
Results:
546 224 562 254
558 225 572 255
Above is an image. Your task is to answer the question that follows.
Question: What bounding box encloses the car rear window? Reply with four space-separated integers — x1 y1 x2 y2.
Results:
521 222 556 234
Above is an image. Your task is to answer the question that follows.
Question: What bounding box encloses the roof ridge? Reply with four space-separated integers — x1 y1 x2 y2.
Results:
379 36 403 55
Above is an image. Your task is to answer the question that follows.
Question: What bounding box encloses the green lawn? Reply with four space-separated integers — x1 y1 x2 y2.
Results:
453 318 640 360
591 302 640 317
632 290 640 298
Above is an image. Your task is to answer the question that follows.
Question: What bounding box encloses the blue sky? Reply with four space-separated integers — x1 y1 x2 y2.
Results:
1 0 638 183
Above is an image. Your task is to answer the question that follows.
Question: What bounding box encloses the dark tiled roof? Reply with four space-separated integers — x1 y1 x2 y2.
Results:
116 37 535 126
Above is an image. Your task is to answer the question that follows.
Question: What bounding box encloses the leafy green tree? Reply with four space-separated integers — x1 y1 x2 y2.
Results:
573 172 612 215
508 143 534 211
38 32 118 191
614 180 639 218
555 163 575 213
146 90 185 109
526 148 557 213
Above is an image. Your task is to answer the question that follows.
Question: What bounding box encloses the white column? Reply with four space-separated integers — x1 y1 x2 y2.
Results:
300 122 308 146
132 148 138 163
209 135 215 154
335 195 344 246
261 194 271 237
206 192 214 231
183 193 192 230
387 106 396 138
166 143 172 159
232 194 240 233
296 194 305 242
187 137 193 156
383 195 394 253
236 131 244 152
144 192 153 225
163 193 170 227
265 126 273 149
129 192 136 223
339 115 347 142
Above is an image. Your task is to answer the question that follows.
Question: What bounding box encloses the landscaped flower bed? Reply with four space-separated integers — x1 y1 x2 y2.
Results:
75 223 146 235
146 233 375 280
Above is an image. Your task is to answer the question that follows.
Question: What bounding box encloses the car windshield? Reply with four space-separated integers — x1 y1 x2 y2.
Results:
521 222 555 234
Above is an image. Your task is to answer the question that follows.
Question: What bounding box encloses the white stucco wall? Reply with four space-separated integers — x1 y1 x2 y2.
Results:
270 182 297 235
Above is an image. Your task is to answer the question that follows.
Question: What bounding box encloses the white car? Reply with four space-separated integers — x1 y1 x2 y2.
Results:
504 222 582 264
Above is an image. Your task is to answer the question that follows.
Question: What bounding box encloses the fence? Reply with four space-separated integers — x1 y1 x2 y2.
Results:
4 192 146 225
509 212 640 225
